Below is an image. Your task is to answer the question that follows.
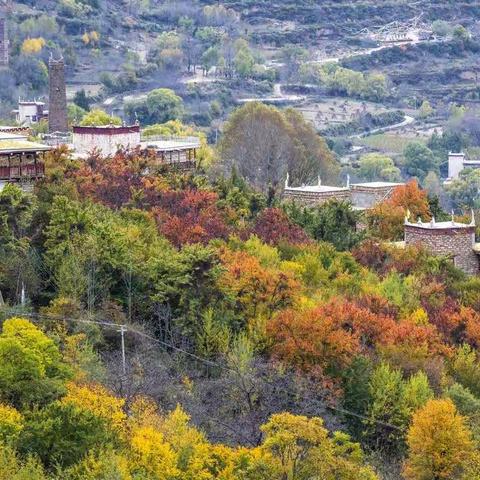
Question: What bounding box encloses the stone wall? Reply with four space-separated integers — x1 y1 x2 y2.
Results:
405 225 479 275
350 185 396 209
283 189 351 206
0 18 8 67
48 58 68 133
73 126 141 156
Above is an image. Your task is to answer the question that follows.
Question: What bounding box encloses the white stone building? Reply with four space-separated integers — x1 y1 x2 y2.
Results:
447 152 480 181
13 101 48 125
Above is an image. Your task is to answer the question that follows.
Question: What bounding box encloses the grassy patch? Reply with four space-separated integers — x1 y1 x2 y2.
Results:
357 133 425 154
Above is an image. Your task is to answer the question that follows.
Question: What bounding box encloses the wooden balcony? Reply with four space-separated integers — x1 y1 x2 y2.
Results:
0 162 45 181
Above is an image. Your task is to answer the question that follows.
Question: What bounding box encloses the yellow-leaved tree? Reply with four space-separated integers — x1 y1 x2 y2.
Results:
21 37 46 55
62 382 126 434
260 412 378 480
0 317 71 408
0 403 23 445
404 399 474 480
129 426 179 479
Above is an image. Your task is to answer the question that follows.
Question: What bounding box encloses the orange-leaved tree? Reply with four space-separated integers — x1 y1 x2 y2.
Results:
219 247 299 321
367 180 431 240
267 299 395 376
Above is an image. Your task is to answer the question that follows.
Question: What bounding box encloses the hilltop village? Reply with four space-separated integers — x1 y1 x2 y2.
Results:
1 2 480 480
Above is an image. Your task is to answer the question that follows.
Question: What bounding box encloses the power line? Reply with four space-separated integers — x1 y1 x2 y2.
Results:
19 311 123 329
125 327 234 372
10 309 402 431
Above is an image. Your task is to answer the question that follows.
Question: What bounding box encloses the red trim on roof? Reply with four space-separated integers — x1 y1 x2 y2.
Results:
72 125 140 135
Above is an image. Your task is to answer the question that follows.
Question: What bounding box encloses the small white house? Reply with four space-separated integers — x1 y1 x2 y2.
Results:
13 100 48 125
447 152 480 181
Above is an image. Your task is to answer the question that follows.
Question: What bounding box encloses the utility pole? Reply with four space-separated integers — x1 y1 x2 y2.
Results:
118 325 127 375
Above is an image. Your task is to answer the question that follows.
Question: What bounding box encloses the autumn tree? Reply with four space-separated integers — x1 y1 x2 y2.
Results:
220 246 298 322
59 449 130 480
0 318 71 408
70 150 152 208
21 37 46 55
0 403 24 446
61 382 126 435
261 413 328 480
366 180 431 240
268 300 393 377
261 412 378 480
79 109 121 126
404 399 473 480
250 208 310 246
220 102 338 201
128 425 179 479
153 189 230 247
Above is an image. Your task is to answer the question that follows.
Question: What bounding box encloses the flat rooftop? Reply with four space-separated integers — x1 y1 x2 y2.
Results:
285 185 350 193
351 181 404 189
0 140 52 154
406 220 474 229
140 138 201 152
0 132 29 141
18 101 45 106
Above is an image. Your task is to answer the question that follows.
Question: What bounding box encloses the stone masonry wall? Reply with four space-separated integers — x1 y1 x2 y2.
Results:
48 58 68 133
405 225 479 275
0 18 9 67
350 186 396 209
0 18 8 66
283 189 351 206
73 127 141 156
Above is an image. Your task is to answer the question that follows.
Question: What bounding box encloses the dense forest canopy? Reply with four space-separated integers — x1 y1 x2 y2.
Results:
2 0 480 478
0 138 476 478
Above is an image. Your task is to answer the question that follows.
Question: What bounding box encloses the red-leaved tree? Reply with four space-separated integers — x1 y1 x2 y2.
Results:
249 208 310 246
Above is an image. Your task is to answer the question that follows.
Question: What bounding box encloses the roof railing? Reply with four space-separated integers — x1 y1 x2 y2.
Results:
140 135 201 144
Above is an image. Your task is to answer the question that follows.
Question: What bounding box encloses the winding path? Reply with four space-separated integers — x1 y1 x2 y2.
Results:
350 114 415 139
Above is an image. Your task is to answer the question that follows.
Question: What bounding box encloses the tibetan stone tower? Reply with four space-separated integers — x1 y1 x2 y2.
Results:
0 17 8 67
48 57 68 133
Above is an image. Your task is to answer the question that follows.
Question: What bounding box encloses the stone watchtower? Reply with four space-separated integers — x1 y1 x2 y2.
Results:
404 213 479 276
0 17 8 67
48 56 68 133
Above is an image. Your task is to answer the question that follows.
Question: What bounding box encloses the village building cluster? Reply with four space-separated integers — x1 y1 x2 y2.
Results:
283 175 404 210
1 12 478 276
4 56 201 188
71 125 200 169
283 175 480 275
